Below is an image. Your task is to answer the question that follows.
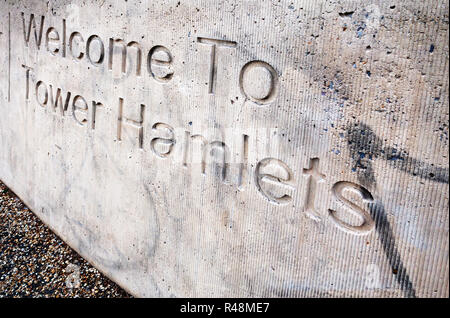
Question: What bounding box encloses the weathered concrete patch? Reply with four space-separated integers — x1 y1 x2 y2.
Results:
0 0 448 297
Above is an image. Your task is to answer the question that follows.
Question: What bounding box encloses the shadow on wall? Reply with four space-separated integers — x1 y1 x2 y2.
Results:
347 122 449 298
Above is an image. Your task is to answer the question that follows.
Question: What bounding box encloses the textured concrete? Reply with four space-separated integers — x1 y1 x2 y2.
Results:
0 0 448 297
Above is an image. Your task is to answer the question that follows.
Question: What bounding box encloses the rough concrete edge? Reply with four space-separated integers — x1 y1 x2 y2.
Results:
0 178 138 298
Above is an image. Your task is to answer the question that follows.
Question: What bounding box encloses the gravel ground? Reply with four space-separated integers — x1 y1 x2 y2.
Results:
0 180 131 298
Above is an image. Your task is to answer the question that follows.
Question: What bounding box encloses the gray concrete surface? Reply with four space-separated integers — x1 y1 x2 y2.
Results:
0 0 448 297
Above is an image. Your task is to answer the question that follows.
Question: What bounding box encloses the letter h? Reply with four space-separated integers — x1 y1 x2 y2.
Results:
117 97 145 149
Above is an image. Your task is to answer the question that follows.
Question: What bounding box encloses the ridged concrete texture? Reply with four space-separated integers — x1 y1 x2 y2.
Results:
0 0 448 297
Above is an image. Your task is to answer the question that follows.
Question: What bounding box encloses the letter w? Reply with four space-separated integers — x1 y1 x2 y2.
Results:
49 85 71 116
21 13 45 49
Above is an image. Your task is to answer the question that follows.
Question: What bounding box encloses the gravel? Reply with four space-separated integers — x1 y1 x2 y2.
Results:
0 180 131 298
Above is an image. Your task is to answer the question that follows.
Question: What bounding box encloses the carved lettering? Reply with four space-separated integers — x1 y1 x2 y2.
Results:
109 38 142 76
255 158 295 204
21 64 33 100
16 13 390 239
72 94 88 126
147 45 173 82
328 181 375 235
238 134 249 190
49 85 71 116
69 31 84 60
45 27 60 55
35 80 48 107
91 101 104 130
197 37 237 94
86 35 105 66
150 123 176 158
21 13 45 49
117 97 145 149
239 60 278 105
302 158 326 221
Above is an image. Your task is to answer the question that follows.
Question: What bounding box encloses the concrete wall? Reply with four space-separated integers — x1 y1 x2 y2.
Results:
0 0 448 297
